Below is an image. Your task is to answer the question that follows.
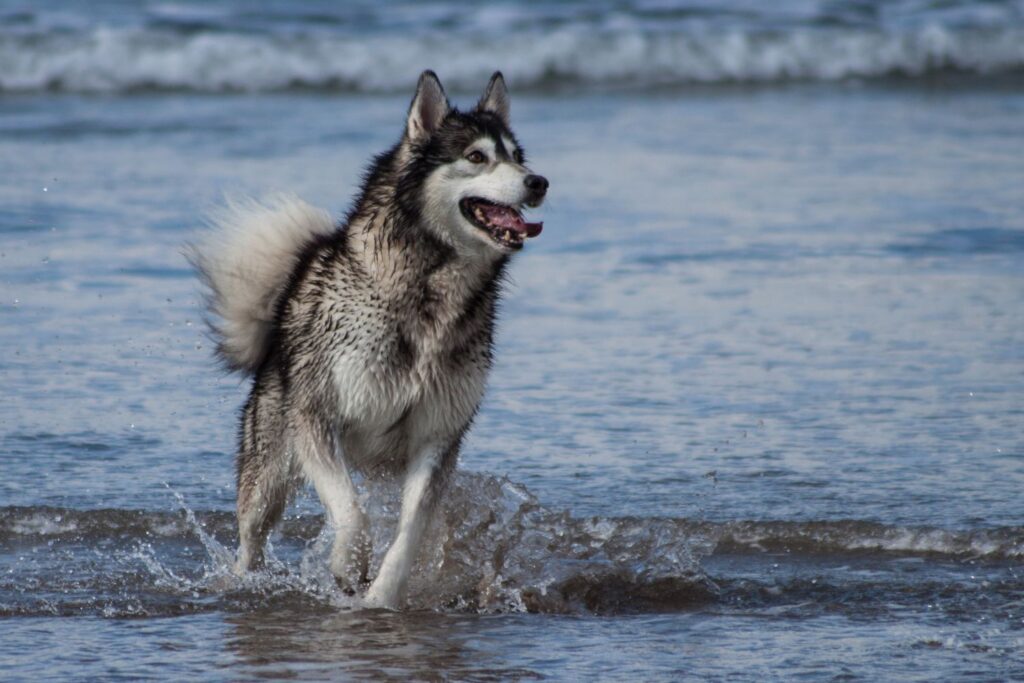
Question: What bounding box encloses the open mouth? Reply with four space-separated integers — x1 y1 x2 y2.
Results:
460 198 543 250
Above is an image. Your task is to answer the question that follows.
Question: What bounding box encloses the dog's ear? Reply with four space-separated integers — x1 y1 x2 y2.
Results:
477 71 509 126
406 70 450 143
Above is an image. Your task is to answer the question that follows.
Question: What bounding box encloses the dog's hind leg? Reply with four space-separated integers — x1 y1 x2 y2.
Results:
363 440 457 609
293 415 370 589
235 379 293 575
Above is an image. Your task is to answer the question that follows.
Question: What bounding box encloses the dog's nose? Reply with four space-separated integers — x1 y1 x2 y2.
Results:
524 174 548 195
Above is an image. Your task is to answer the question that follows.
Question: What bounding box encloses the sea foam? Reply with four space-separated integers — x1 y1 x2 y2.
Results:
1 24 1023 94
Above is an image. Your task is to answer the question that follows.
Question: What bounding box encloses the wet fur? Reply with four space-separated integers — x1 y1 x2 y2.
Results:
189 71 545 608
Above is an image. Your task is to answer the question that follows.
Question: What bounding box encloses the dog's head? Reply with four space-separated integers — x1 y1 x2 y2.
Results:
398 70 547 256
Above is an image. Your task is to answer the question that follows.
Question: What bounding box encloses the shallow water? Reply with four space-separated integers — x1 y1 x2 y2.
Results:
3 2 1024 681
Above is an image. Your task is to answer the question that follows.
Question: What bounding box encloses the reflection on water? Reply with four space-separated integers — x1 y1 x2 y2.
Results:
226 609 545 681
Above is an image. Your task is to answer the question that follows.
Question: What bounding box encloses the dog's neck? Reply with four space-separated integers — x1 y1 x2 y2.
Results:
345 203 506 326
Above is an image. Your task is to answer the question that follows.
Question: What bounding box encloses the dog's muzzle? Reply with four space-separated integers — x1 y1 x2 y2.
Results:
524 174 548 207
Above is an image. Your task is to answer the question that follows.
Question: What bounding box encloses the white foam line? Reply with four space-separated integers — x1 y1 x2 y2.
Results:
2 25 1023 93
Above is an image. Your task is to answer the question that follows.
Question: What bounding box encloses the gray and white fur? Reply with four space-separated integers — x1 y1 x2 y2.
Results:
189 71 548 609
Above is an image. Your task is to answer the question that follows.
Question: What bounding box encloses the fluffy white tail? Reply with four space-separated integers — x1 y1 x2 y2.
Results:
188 194 336 373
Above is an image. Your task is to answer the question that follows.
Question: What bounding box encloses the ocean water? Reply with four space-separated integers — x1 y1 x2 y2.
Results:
2 1 1024 680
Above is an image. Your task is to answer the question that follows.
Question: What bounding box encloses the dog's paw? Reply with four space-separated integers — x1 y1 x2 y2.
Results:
328 533 371 589
362 581 401 610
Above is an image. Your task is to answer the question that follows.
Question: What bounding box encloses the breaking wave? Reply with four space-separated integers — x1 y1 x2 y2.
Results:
2 22 1024 94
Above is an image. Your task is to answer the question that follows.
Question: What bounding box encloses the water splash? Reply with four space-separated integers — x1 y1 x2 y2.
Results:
404 474 715 613
162 485 361 609
0 473 715 616
7 472 1021 618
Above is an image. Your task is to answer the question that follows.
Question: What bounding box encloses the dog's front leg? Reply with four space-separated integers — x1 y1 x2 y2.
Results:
293 415 371 589
363 441 455 609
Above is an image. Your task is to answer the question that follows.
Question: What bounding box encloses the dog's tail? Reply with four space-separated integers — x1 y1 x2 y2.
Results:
187 194 336 374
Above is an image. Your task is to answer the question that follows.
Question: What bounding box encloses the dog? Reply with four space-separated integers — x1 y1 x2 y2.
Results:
189 71 547 608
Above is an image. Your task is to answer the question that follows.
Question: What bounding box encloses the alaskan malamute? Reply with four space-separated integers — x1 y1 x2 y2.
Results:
190 71 547 608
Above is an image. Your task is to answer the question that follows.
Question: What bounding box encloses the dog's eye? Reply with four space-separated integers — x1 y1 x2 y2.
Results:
466 150 487 164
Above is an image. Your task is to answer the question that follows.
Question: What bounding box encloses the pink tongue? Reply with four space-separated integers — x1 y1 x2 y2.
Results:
481 204 543 238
